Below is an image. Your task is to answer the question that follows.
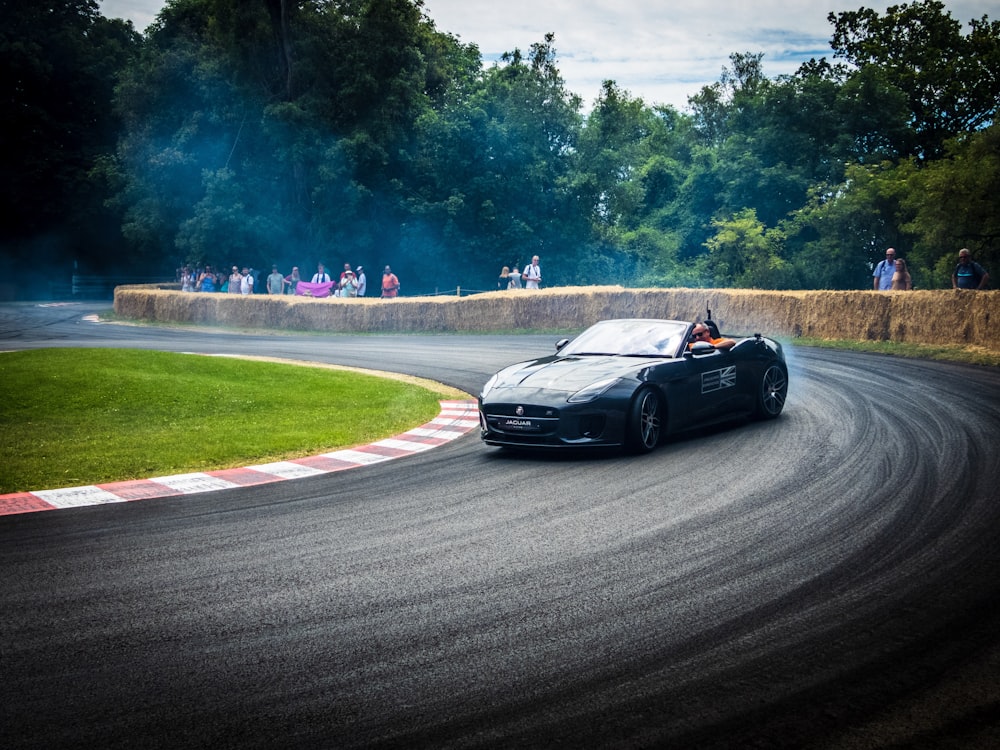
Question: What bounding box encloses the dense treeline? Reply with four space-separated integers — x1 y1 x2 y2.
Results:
2 0 997 298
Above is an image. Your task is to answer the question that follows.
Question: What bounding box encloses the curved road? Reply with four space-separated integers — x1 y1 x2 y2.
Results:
2 302 1000 749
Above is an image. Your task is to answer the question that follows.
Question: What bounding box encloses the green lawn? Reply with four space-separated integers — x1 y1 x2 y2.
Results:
0 349 452 493
793 337 1000 367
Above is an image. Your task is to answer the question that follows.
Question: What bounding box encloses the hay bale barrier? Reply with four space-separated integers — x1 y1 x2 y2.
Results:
114 286 1000 353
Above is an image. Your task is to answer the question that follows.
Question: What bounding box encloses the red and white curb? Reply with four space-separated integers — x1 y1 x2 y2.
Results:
0 400 479 516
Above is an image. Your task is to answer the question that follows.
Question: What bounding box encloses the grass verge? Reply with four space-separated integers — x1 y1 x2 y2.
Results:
793 337 1000 367
0 349 457 493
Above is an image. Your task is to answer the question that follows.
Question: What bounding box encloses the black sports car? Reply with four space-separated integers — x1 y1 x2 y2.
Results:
478 318 788 453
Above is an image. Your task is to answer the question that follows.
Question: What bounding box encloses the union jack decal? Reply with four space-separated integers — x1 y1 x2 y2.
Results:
702 366 737 393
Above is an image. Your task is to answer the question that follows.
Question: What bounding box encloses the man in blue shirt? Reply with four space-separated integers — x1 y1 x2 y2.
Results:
952 248 990 290
872 248 897 290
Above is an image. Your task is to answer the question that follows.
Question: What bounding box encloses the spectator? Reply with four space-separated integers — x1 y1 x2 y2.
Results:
284 266 300 294
228 266 242 294
180 266 195 292
872 248 897 291
355 266 367 297
266 265 284 295
508 266 522 289
339 263 353 283
524 255 542 289
891 259 912 290
498 265 510 289
952 248 990 290
240 267 254 295
340 269 358 297
381 265 400 298
312 263 330 283
197 266 216 292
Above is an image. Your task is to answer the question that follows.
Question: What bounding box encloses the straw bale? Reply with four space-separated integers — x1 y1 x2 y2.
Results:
113 286 1000 352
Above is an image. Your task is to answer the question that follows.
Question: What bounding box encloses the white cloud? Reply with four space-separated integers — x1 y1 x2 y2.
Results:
100 0 160 31
422 0 996 109
101 0 997 110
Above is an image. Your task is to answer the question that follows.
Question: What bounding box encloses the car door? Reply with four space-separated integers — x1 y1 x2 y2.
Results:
680 347 741 423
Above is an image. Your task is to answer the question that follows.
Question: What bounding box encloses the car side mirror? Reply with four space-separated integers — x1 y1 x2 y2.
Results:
555 338 569 351
688 341 716 355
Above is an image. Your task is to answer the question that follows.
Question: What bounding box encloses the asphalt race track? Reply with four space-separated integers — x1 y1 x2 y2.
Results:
2 301 1000 749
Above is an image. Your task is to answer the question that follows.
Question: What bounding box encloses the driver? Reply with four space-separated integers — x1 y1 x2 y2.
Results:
689 323 736 351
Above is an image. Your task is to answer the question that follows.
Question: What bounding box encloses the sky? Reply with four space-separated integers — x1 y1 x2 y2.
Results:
99 0 995 111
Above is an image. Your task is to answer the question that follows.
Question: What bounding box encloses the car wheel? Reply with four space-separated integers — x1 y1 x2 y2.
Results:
625 388 661 454
755 364 788 419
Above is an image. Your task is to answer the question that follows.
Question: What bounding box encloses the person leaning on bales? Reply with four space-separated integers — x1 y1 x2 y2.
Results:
952 248 990 290
891 258 912 290
873 248 896 291
381 266 400 298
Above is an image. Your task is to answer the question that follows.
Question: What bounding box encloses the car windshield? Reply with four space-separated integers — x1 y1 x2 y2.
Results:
559 319 689 358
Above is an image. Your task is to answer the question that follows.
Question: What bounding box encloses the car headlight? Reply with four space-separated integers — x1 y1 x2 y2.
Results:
567 377 619 403
480 373 500 399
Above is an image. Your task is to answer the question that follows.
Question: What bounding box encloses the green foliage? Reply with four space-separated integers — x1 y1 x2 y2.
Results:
1 0 141 287
796 337 1000 368
829 0 1000 157
410 32 585 290
783 162 910 289
4 0 997 298
899 125 1000 287
705 209 797 289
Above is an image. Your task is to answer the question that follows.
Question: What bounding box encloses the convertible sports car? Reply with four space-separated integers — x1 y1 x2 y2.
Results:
479 317 788 453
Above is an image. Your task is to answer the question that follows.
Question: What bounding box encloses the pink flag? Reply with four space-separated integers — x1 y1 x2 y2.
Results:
295 281 337 298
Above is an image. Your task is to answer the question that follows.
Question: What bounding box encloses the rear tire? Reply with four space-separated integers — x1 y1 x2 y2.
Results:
754 364 788 419
625 388 662 454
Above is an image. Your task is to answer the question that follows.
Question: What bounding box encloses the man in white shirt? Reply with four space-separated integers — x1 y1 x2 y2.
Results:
524 255 541 289
312 263 330 283
240 267 254 295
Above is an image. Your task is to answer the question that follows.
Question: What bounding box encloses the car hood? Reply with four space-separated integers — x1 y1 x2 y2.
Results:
492 355 662 393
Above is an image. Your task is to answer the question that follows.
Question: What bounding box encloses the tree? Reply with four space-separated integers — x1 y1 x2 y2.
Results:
829 0 1000 158
568 83 691 287
705 208 796 289
783 163 913 289
688 52 766 147
112 0 256 271
898 124 1000 286
573 82 657 234
24 0 990 298
109 0 479 289
407 33 585 291
1 0 141 289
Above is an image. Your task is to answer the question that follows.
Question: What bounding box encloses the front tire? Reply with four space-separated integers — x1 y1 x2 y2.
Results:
754 364 788 419
625 388 662 454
